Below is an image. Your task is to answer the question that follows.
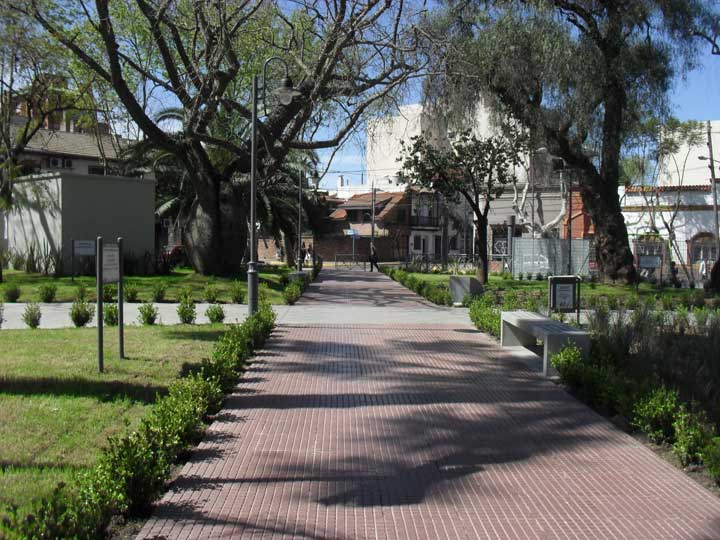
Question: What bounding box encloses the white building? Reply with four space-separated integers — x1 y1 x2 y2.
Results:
621 119 720 283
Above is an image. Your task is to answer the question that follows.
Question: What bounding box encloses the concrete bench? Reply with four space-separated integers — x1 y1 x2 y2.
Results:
500 310 590 376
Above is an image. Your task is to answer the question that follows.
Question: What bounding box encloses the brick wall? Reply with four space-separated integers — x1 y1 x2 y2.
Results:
314 235 407 262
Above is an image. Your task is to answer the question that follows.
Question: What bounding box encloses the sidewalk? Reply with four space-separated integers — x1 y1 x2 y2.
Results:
135 270 720 539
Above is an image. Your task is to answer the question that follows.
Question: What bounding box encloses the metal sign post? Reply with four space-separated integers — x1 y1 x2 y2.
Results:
117 237 124 359
96 237 104 373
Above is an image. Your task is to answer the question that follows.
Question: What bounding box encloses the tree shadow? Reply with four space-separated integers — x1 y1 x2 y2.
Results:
0 376 166 404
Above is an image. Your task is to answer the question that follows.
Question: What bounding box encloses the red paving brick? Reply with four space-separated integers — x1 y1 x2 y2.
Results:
137 274 720 540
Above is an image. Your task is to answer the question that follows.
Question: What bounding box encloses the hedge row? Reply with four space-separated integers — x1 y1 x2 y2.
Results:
0 297 277 540
380 267 452 306
552 344 720 483
283 259 323 305
468 291 543 337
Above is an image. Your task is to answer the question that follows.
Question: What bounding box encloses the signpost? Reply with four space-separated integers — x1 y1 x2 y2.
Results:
72 239 96 280
96 237 124 372
344 228 359 261
548 275 581 324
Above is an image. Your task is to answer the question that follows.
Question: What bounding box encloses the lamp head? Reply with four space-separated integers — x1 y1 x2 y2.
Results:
274 77 302 106
699 156 708 161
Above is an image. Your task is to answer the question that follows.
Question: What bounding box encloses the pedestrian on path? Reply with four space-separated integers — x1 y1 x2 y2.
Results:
368 244 380 272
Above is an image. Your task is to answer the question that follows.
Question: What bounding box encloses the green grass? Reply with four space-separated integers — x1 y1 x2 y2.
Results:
1 266 289 304
0 324 223 510
405 272 709 304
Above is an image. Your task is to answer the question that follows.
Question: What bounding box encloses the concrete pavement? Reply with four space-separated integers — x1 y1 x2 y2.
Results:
135 269 720 539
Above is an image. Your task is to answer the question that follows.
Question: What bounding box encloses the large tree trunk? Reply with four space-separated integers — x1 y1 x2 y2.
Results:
590 12 637 283
184 176 247 276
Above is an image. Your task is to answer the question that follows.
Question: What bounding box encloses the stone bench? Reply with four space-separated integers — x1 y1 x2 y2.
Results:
500 310 590 376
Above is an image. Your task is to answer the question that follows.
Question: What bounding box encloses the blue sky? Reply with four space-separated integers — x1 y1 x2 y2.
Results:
317 50 720 191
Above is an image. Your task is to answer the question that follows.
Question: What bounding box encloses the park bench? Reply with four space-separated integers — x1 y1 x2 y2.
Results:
500 310 590 377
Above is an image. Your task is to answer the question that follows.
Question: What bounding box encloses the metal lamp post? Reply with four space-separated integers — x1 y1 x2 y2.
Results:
248 57 303 315
297 169 304 271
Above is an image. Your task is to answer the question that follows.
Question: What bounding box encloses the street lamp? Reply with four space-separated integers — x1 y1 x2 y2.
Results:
698 155 720 257
248 57 302 315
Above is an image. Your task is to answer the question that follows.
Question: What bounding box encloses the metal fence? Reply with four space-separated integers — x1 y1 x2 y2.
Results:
512 238 593 277
334 253 367 270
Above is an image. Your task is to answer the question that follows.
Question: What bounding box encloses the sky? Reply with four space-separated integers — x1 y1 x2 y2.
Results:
316 49 720 192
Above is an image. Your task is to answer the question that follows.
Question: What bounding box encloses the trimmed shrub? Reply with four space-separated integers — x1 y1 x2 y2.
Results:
102 284 115 302
469 296 500 337
138 303 159 325
38 283 57 303
205 304 225 324
71 301 95 327
22 303 41 329
632 387 680 444
672 405 714 466
3 283 21 302
152 282 167 302
177 299 196 325
104 303 119 326
230 281 245 304
693 306 709 334
283 281 302 305
203 284 219 303
179 286 194 303
124 284 139 302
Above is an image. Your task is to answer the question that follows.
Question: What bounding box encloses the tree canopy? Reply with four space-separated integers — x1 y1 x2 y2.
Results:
420 0 720 281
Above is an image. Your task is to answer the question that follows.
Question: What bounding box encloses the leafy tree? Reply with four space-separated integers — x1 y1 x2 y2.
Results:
422 1 719 281
0 11 91 282
16 1 424 275
399 129 525 283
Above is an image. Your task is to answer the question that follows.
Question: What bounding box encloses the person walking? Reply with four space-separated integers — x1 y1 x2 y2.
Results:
368 243 380 272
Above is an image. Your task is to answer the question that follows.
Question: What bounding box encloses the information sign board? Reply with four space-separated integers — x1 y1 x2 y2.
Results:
102 244 120 283
639 255 662 269
73 240 96 256
548 275 581 315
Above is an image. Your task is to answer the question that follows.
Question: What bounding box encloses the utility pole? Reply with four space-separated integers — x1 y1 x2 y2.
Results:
707 121 720 257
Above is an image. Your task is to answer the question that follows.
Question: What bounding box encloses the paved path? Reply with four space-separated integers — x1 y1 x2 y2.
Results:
137 270 720 539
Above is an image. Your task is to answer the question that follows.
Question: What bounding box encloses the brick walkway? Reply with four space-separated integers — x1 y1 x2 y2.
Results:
137 272 720 539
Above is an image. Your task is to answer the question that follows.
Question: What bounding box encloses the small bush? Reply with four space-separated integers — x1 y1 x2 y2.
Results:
205 304 225 324
606 296 619 311
203 284 219 303
624 294 639 310
138 302 159 325
672 404 714 466
674 306 690 335
38 283 57 303
75 283 88 301
704 437 720 484
178 286 194 303
632 387 679 444
660 295 674 311
3 283 21 302
177 299 196 324
102 284 115 302
22 303 41 328
535 272 544 281
230 281 245 304
104 303 119 326
152 282 167 302
283 281 302 305
124 284 139 302
70 300 95 327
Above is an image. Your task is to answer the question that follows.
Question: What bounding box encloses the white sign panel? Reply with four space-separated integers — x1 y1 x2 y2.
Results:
554 283 575 310
102 244 120 283
74 240 96 256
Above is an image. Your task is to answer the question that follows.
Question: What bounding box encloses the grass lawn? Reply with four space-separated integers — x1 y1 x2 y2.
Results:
0 324 223 511
405 272 709 304
1 266 289 304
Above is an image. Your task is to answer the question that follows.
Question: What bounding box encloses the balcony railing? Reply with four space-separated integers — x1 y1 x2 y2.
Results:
410 215 439 228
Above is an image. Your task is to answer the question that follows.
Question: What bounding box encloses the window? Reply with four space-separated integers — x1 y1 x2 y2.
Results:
449 235 457 251
689 233 718 264
88 165 105 175
413 235 421 250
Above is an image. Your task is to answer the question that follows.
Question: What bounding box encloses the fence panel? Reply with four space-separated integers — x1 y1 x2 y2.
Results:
512 238 593 277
